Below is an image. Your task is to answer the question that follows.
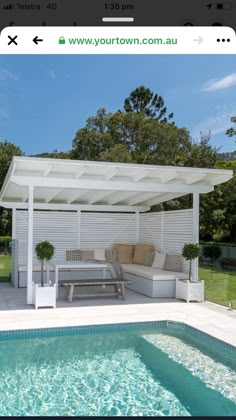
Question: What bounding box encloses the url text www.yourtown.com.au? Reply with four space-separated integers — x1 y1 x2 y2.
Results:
64 37 178 46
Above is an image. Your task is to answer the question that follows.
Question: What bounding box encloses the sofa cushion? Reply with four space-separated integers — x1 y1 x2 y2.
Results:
66 249 80 261
152 252 166 269
144 250 155 266
164 254 182 272
93 248 106 261
133 243 154 265
80 249 94 261
112 243 134 264
122 264 188 281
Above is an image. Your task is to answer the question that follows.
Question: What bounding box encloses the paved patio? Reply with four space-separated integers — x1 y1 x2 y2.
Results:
0 282 236 348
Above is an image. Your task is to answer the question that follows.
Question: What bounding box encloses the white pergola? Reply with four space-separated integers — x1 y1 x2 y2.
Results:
0 156 233 304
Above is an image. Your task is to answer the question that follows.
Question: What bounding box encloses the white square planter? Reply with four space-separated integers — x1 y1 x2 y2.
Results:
176 279 204 303
33 284 56 309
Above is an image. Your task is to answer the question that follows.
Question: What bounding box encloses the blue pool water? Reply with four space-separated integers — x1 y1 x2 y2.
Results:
0 322 235 416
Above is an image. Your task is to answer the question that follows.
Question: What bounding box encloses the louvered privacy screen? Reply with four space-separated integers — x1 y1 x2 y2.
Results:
15 209 193 272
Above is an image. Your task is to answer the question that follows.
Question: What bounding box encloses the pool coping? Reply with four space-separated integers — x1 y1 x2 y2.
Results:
0 320 235 353
0 300 236 348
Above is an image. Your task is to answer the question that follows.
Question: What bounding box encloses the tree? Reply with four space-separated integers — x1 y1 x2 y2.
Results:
72 109 191 164
226 116 236 142
124 86 174 123
71 108 115 160
0 141 23 236
0 140 23 186
185 131 218 168
98 144 133 163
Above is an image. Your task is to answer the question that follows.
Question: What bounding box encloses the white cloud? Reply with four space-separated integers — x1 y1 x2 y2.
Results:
49 69 56 79
0 68 18 81
203 73 236 92
191 104 235 139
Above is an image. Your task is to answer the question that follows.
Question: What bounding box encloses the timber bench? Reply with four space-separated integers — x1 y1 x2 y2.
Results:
59 279 131 302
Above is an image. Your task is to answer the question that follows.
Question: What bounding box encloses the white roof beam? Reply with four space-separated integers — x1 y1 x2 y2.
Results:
104 168 118 180
43 164 52 177
44 188 64 203
107 191 137 205
132 170 150 182
87 191 113 204
67 191 90 204
207 173 233 185
0 201 150 213
159 171 177 183
185 173 206 184
125 192 162 206
145 193 186 206
74 167 85 179
11 175 214 194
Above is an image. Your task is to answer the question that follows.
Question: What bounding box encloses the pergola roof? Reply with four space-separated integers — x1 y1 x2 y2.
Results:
0 157 233 212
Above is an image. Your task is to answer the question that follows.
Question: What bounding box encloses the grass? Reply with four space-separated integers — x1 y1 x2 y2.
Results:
199 264 236 308
0 255 11 282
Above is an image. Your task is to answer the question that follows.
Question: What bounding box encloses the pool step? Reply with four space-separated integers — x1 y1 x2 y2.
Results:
138 337 236 417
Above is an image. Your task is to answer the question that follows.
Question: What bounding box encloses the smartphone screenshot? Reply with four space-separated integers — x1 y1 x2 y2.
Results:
0 11 235 418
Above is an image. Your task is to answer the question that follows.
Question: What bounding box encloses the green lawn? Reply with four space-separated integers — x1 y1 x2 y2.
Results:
0 255 11 282
199 265 236 308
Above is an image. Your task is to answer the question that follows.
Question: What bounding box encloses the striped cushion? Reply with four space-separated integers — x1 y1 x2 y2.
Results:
66 249 80 261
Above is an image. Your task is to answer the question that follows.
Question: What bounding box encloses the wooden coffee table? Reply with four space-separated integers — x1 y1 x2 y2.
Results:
59 278 131 302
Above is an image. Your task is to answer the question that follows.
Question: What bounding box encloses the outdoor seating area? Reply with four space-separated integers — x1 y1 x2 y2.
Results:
0 156 233 308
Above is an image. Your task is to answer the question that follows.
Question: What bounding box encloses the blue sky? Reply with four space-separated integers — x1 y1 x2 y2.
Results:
0 54 235 155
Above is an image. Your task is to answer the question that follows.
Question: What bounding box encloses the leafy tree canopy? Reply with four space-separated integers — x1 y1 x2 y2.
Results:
226 116 236 141
124 85 174 123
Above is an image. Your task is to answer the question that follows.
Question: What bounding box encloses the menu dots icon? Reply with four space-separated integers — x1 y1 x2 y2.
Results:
216 38 231 42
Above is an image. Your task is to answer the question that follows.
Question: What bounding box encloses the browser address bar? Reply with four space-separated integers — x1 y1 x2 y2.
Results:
0 26 235 54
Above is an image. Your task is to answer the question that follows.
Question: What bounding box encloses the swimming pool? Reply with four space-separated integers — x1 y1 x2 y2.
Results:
0 321 235 416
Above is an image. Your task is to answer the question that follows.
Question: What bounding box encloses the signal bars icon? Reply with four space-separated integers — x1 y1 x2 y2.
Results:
3 4 13 10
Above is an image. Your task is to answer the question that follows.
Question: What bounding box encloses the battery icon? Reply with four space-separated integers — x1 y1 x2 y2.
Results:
216 3 232 9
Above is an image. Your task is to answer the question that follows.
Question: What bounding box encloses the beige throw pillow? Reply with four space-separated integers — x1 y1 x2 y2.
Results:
164 254 182 272
133 243 154 265
152 252 166 269
112 243 134 264
80 249 94 261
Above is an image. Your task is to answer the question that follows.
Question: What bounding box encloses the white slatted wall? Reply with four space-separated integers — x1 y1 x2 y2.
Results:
140 209 193 273
16 209 193 273
16 210 136 266
16 210 78 266
80 212 136 248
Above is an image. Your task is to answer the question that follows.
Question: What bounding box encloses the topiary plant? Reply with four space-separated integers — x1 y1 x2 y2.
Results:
202 244 222 267
35 241 55 287
182 243 201 282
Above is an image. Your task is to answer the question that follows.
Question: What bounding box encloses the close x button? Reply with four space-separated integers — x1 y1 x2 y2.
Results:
8 35 18 45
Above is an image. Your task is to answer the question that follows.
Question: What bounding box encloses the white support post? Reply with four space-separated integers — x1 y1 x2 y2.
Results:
27 185 34 304
136 212 140 243
192 193 200 282
77 210 81 249
160 211 164 252
12 208 16 239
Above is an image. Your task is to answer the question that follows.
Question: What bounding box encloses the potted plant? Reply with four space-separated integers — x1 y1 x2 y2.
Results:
176 243 204 303
182 243 201 282
34 240 56 309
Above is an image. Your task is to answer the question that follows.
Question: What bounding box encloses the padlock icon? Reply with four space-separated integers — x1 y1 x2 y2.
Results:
58 36 66 45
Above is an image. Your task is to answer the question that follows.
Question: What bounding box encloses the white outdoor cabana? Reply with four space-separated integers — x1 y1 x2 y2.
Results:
0 156 233 305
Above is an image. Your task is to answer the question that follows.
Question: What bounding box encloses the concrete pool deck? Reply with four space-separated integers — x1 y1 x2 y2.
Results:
0 282 235 347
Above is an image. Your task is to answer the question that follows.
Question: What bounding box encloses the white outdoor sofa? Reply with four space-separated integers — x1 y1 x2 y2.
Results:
122 263 188 298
